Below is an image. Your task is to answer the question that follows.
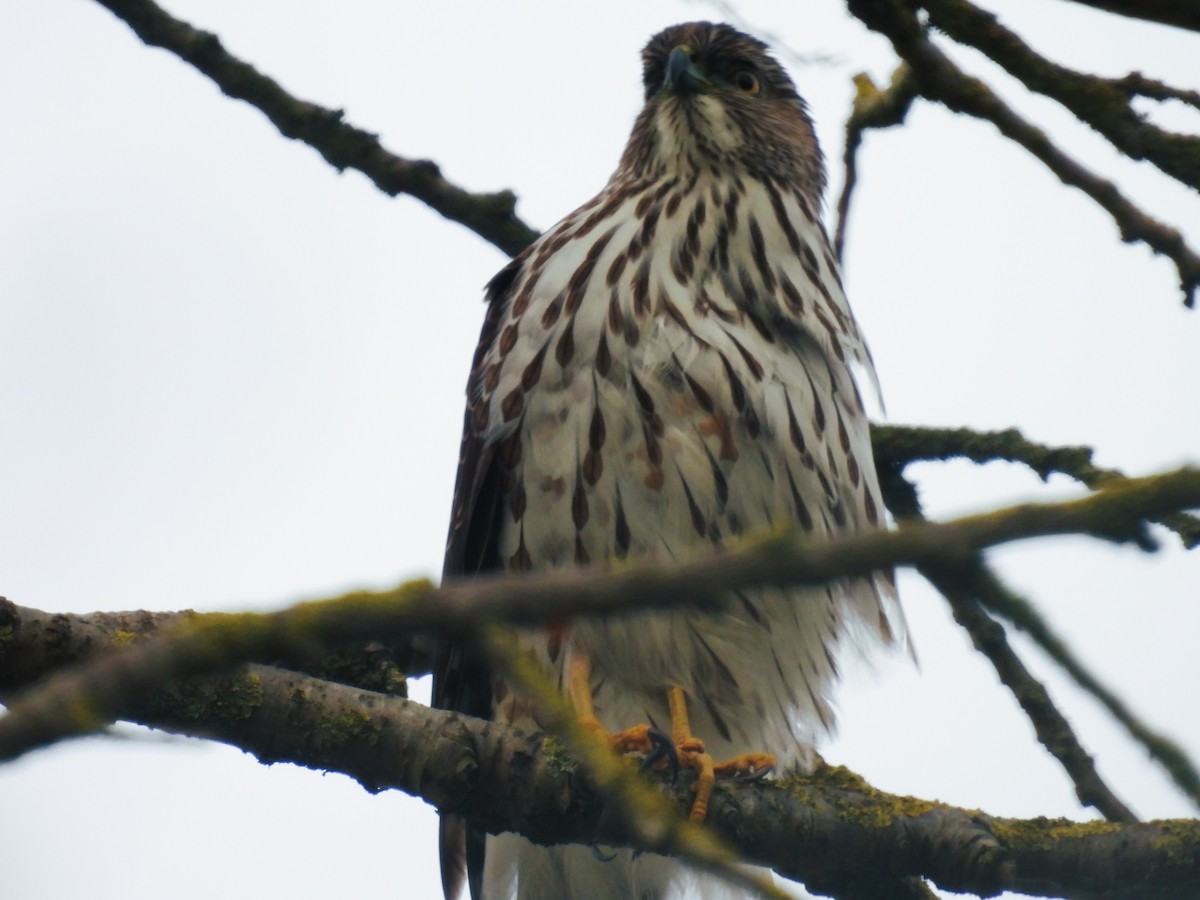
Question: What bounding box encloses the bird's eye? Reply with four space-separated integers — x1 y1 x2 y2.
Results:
732 71 760 94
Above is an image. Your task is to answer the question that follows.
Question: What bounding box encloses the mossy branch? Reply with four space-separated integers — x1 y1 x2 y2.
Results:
1 467 1197 764
878 481 1143 823
480 625 788 900
0 639 1195 900
91 0 539 256
874 433 1200 814
871 424 1200 548
935 557 1200 813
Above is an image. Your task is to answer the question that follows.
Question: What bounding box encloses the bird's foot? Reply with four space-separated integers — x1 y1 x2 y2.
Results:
570 656 679 777
714 752 775 782
568 657 773 821
668 687 776 821
579 716 679 777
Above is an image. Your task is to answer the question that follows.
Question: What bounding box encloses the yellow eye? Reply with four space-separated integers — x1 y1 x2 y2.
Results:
733 71 760 94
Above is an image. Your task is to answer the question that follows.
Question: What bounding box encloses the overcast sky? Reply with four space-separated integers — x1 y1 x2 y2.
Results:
1 1 1197 898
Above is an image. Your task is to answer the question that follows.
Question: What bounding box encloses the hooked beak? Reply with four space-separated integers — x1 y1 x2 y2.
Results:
664 46 709 94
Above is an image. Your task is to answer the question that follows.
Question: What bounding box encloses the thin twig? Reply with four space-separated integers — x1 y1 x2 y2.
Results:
835 63 918 262
847 0 1200 306
871 424 1200 547
965 565 1200 811
875 469 1141 821
1114 72 1200 113
919 564 1140 821
91 0 539 256
687 0 842 68
875 442 1200 813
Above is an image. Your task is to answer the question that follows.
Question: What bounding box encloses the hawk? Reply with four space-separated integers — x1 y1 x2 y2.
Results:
436 21 905 899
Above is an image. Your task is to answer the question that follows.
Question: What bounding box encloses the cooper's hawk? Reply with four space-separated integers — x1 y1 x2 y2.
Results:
436 21 906 899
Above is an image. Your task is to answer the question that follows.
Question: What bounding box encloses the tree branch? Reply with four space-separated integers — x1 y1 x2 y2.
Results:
875 435 1200 811
1 467 1197 763
921 0 1200 192
847 0 1200 306
1059 0 1200 33
871 424 1200 548
875 467 1141 821
935 571 1141 822
479 624 788 900
2 641 1196 900
920 560 1142 821
1112 72 1200 114
945 558 1200 812
91 0 539 256
835 63 918 263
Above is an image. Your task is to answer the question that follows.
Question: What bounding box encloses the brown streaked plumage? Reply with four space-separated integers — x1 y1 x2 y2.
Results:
436 21 906 900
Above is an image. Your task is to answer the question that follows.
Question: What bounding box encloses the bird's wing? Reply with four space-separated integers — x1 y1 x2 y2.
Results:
435 256 524 900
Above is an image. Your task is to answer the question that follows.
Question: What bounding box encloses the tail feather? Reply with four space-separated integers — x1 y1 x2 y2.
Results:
439 815 467 900
441 814 486 900
482 836 768 899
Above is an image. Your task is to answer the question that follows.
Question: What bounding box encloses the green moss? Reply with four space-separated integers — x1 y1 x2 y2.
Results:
542 735 578 778
806 762 874 792
383 665 408 697
154 669 264 722
156 681 203 721
218 669 264 721
1153 819 1200 862
312 707 382 753
781 762 942 829
286 579 436 633
992 816 1123 852
64 694 108 731
286 685 383 755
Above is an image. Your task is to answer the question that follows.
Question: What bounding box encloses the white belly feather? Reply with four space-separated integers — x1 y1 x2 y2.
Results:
479 176 899 766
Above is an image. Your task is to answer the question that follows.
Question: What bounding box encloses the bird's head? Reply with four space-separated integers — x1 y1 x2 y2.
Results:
619 22 824 195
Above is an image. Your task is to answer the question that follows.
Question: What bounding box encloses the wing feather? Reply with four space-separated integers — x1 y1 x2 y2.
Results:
435 256 524 900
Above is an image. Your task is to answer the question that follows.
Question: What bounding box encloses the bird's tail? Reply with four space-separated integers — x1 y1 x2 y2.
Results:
482 834 769 898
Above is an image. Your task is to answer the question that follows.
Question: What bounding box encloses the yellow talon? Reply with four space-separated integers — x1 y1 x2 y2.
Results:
571 661 775 821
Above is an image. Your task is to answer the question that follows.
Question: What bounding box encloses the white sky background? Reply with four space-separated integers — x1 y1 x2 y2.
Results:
1 1 1197 898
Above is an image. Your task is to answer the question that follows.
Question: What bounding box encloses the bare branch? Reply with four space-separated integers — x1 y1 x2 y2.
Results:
941 573 1142 822
1059 0 1200 33
953 560 1200 812
874 433 1200 809
922 0 1200 191
1113 72 1200 114
91 0 539 256
871 424 1200 548
846 0 1200 306
835 64 918 263
1 468 1197 764
874 467 1141 821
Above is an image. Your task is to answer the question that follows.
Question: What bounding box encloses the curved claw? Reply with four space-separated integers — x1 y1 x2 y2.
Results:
713 751 776 784
639 725 679 782
591 845 618 863
730 762 774 783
